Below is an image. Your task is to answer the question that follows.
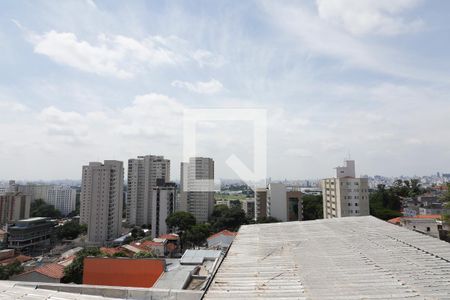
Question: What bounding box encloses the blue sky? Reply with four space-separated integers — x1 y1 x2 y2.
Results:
1 0 450 180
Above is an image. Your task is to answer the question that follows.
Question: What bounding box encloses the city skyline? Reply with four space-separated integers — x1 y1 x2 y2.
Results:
1 1 450 180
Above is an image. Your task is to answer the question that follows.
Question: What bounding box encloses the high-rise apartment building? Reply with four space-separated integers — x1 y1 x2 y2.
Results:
126 155 170 227
255 183 303 222
180 157 214 223
151 180 176 238
322 160 370 219
17 184 51 202
80 160 124 245
46 186 77 216
0 192 31 225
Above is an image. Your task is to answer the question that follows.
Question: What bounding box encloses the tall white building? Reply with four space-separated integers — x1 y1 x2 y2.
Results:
322 160 370 219
180 157 214 223
46 186 76 216
151 180 176 238
80 160 124 245
255 183 302 222
126 155 170 227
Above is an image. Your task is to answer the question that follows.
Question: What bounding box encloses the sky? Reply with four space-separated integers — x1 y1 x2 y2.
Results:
1 0 450 181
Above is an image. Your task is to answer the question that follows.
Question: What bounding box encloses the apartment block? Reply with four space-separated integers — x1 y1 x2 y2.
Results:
127 155 170 227
151 180 176 238
0 192 31 225
180 157 214 223
255 183 303 222
46 186 76 216
322 160 370 218
80 160 124 245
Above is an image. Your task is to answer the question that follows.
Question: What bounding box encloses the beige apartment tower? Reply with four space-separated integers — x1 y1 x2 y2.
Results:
126 155 170 227
0 192 31 225
80 160 124 245
255 183 302 222
179 157 214 223
322 160 370 218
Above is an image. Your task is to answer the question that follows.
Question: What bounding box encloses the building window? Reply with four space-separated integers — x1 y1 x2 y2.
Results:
427 227 430 232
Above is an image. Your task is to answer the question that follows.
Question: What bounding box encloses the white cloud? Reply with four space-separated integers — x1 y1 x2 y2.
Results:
259 1 439 82
22 28 224 78
171 79 223 94
116 93 185 139
316 0 424 36
0 100 28 112
30 31 179 78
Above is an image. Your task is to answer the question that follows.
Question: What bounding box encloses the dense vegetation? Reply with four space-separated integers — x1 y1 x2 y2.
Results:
31 199 62 218
369 180 426 220
302 194 323 220
57 221 87 240
0 261 24 280
62 247 101 284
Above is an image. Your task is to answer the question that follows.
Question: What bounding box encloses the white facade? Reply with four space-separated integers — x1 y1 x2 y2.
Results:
126 155 170 227
322 160 370 218
257 183 302 222
46 186 77 216
180 157 214 223
267 183 287 222
151 183 176 238
80 160 124 245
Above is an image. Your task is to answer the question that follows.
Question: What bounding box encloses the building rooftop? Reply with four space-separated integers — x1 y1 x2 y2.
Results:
17 263 65 280
180 250 222 265
207 230 237 240
204 216 450 299
388 214 442 224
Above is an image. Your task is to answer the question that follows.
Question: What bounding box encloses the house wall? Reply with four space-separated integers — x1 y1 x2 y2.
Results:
13 272 60 283
83 257 164 288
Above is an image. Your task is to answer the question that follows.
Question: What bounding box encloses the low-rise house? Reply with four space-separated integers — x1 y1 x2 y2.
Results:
12 263 65 283
159 234 180 257
130 241 165 257
388 215 443 239
207 230 237 250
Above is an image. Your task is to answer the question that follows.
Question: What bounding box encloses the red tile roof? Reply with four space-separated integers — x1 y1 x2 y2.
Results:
388 214 442 224
0 255 32 266
158 234 179 240
130 241 163 252
100 247 123 256
19 263 65 279
207 230 237 240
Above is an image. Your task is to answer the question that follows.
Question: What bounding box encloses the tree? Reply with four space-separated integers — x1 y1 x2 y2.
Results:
31 199 62 218
440 184 450 226
211 206 247 232
210 205 229 223
0 260 24 280
57 221 86 240
369 185 402 220
302 194 323 220
166 211 196 233
62 247 102 284
134 251 157 258
112 251 128 257
184 224 211 247
256 216 280 223
131 226 145 240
